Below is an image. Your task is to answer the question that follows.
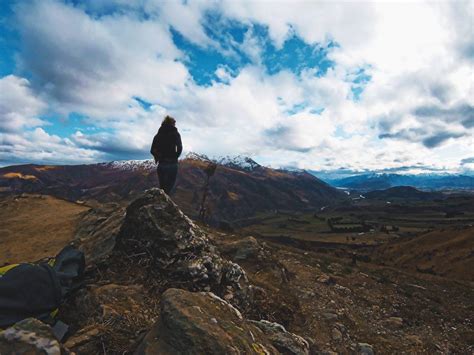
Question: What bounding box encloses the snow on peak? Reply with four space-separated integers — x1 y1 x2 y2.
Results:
184 152 212 162
215 155 261 171
184 152 261 171
104 153 262 172
102 160 155 171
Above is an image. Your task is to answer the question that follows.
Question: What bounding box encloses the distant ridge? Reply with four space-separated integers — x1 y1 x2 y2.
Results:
100 153 263 173
0 155 346 225
364 186 444 201
318 173 474 191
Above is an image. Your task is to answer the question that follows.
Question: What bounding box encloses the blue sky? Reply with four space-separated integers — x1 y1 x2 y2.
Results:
0 0 473 175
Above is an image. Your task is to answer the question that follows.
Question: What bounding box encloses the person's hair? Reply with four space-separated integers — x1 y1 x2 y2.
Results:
162 115 176 126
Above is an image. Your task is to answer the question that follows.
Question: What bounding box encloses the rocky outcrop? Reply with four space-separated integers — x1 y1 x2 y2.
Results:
0 318 67 355
135 288 309 355
73 203 125 265
219 236 266 261
2 189 311 354
118 189 247 296
249 320 309 355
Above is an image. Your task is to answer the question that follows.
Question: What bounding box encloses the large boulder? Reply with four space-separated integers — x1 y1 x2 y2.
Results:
118 189 247 295
249 320 309 355
219 236 266 261
0 318 68 354
73 204 125 265
135 288 309 355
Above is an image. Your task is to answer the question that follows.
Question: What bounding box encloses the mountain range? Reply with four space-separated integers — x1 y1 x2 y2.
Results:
0 153 346 226
317 173 474 191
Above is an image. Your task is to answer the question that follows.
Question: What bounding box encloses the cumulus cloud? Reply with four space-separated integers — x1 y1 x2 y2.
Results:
0 75 46 132
15 0 188 118
0 74 104 165
0 126 103 166
1 0 471 173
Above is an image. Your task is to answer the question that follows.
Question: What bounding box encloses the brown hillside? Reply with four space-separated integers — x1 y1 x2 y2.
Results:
0 194 88 264
0 158 346 225
375 226 474 281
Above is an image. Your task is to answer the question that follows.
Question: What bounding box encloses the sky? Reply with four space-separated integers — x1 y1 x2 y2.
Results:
0 0 472 175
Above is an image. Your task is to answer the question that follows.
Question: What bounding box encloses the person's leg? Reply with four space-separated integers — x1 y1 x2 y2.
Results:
158 163 178 194
162 165 172 194
157 165 165 191
166 163 178 194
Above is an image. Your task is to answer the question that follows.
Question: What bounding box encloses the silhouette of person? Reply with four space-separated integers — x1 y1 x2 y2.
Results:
150 115 182 194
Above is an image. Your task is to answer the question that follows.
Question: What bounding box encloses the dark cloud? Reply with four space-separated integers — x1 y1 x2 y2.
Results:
462 116 474 129
379 128 465 148
447 1 474 62
377 102 472 148
17 1 120 106
428 82 452 104
263 125 314 153
461 157 474 165
422 132 465 148
72 131 148 159
412 103 473 127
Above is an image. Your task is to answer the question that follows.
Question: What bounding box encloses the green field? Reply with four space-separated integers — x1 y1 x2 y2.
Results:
238 193 474 247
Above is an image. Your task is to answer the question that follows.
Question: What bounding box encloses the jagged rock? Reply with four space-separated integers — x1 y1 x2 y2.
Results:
248 320 310 355
135 288 309 355
219 236 264 261
118 189 247 294
357 342 374 355
135 288 275 354
331 328 343 342
0 318 68 354
73 204 125 265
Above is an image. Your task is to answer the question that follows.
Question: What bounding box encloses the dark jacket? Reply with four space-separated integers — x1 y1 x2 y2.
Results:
150 123 183 163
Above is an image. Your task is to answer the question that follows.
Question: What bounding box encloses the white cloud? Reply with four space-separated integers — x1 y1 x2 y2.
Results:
0 75 46 132
0 127 103 165
3 0 472 173
16 0 188 118
220 0 376 49
0 74 104 165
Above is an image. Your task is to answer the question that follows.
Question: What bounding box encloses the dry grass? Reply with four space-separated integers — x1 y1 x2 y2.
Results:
0 194 88 264
2 172 37 180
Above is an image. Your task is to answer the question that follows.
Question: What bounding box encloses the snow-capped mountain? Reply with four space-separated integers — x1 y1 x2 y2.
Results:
184 152 261 171
0 156 346 224
215 155 261 171
184 152 212 162
101 160 156 171
320 173 474 191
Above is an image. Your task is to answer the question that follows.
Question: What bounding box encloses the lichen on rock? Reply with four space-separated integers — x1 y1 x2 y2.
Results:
0 318 67 355
117 188 248 295
135 288 309 355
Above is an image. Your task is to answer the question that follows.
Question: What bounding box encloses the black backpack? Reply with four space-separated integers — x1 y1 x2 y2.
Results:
0 245 85 328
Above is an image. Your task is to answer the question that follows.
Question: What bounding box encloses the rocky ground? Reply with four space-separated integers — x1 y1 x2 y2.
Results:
1 190 473 354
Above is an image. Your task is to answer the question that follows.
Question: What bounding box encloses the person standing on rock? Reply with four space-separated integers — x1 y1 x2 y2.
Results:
150 115 183 194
